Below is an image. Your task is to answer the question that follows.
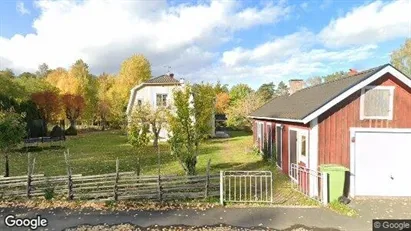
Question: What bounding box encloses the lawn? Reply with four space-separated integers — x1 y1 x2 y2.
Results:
0 130 317 205
0 130 262 176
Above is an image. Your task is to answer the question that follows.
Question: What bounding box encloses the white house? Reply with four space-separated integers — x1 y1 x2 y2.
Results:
126 73 215 140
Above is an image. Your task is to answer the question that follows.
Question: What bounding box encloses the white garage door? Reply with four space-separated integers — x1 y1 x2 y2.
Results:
354 130 411 197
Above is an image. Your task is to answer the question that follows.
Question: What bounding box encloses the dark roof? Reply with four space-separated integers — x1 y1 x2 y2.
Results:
250 64 392 120
145 74 180 84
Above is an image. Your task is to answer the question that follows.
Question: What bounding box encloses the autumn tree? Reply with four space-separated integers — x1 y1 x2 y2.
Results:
97 73 115 129
256 82 276 102
226 92 264 131
0 109 27 177
229 84 254 105
46 68 80 95
31 90 61 129
62 94 85 134
168 84 214 175
128 107 151 172
69 60 98 121
391 38 411 76
215 92 230 114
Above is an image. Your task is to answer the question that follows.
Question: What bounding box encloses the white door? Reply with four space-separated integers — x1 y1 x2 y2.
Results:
353 130 411 197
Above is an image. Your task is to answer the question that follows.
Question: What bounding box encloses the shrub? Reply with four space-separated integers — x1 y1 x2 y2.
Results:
261 140 276 164
43 187 55 200
65 126 78 136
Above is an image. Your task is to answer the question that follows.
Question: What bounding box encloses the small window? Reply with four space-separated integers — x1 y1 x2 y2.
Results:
137 99 142 106
360 86 394 120
300 135 307 157
156 94 167 106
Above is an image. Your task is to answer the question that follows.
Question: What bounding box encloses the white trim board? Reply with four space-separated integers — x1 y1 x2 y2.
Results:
248 116 303 123
302 65 411 124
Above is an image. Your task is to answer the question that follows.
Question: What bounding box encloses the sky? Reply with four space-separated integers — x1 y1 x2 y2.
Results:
0 0 410 89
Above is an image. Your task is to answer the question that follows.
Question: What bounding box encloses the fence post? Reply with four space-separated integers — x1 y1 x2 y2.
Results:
321 172 329 205
114 158 119 201
64 150 74 200
26 153 32 198
157 175 162 202
219 171 224 205
204 159 211 199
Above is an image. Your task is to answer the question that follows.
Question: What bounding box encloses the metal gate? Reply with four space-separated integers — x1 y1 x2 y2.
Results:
220 171 273 204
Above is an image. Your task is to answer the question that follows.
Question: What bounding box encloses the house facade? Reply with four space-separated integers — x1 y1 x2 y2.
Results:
250 64 411 198
126 73 215 139
126 73 184 139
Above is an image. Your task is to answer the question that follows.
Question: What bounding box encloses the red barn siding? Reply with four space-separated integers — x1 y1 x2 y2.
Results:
318 73 411 168
252 119 309 175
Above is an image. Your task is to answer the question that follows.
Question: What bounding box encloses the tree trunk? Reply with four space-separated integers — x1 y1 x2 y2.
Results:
153 131 160 147
69 119 77 130
4 151 10 177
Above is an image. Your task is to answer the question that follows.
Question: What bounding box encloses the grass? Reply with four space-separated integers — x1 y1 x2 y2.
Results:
0 130 317 206
328 200 359 217
0 130 260 176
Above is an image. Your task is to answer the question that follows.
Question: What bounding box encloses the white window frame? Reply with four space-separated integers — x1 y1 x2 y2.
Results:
256 122 264 151
156 94 168 107
275 124 283 169
360 86 394 120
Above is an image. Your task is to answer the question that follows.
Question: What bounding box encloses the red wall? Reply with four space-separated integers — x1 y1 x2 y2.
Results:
318 73 411 168
252 120 309 174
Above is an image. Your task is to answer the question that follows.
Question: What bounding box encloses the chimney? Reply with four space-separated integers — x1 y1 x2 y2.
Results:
348 68 358 76
289 79 304 95
169 73 174 78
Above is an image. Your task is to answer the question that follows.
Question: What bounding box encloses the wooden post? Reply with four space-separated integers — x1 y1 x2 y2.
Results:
220 171 224 205
114 158 119 201
204 158 211 199
27 153 32 198
64 150 74 200
157 175 162 202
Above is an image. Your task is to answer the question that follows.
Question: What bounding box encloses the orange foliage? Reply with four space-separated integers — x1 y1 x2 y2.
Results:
31 91 61 123
61 94 85 123
215 92 230 114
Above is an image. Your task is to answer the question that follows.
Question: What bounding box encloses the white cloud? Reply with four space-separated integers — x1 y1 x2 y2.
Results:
221 30 315 66
319 0 410 47
16 1 30 15
215 32 378 88
0 0 290 76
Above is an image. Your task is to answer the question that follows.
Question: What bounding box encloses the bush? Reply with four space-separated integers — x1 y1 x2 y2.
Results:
65 126 78 136
43 187 55 200
261 140 276 164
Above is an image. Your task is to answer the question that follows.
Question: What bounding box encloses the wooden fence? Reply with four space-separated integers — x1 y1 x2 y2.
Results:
0 154 219 201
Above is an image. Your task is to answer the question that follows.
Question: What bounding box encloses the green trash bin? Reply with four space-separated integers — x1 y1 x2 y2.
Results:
320 164 349 203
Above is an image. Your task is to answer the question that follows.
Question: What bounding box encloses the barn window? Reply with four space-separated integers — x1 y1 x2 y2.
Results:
360 86 394 120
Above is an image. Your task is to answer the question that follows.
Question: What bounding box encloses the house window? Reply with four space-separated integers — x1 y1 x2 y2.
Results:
300 135 307 157
360 86 394 120
156 94 167 106
137 99 142 106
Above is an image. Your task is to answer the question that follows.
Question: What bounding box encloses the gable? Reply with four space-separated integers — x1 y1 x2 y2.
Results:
250 64 411 124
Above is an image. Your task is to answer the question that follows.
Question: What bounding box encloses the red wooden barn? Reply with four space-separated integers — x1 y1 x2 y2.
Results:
249 64 411 198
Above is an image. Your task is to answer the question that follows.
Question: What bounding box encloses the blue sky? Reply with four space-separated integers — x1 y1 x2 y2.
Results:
0 0 410 89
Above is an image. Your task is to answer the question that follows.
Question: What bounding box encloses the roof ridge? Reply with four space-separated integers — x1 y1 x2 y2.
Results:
295 63 389 94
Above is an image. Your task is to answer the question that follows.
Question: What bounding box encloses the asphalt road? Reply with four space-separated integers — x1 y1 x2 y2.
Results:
0 206 371 231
